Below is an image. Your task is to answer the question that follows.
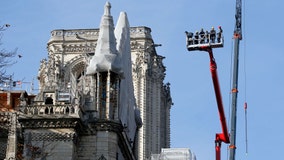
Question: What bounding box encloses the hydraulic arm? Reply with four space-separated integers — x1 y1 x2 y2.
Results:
204 47 230 160
186 26 230 160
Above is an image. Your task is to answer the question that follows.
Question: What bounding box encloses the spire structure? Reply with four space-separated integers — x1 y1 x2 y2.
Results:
86 2 123 76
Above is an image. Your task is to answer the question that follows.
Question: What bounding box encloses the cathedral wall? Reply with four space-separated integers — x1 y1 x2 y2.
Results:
0 138 7 159
77 135 97 160
23 128 77 160
95 131 118 160
77 132 120 160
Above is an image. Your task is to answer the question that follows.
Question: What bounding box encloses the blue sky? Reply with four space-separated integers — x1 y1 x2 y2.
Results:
1 0 283 159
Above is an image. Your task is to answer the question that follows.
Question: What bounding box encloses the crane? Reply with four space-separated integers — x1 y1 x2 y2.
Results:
185 0 242 158
229 0 242 160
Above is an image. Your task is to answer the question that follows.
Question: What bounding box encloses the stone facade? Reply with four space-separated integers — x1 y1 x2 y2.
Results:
130 32 172 159
0 91 34 160
0 3 172 160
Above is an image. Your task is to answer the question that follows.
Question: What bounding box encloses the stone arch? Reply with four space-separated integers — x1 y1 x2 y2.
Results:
66 55 86 79
64 55 90 106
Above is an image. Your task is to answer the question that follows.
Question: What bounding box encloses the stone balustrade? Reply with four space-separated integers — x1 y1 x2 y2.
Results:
48 27 152 43
130 26 152 39
23 104 78 116
50 29 99 38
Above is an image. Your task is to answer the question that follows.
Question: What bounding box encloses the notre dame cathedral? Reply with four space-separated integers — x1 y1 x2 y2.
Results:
0 2 172 160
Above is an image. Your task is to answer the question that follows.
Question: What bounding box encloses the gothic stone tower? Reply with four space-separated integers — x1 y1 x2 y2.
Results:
131 31 172 160
14 2 172 160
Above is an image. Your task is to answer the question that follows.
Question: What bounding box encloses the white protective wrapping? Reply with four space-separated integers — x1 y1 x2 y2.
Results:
86 2 141 144
86 2 123 76
115 12 142 142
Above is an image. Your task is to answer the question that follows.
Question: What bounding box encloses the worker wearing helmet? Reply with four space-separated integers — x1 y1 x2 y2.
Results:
205 31 210 43
210 27 216 43
185 31 194 45
194 31 199 44
199 28 205 44
217 26 223 43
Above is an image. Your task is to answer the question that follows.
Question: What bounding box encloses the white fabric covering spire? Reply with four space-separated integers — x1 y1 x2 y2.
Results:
115 12 142 142
86 2 141 145
86 2 123 76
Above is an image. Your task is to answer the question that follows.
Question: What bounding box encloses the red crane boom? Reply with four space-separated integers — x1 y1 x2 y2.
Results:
203 47 230 160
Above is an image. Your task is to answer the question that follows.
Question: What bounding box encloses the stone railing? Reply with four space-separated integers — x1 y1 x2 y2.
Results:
50 29 99 38
23 104 78 116
130 26 152 39
48 27 152 43
48 29 99 44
